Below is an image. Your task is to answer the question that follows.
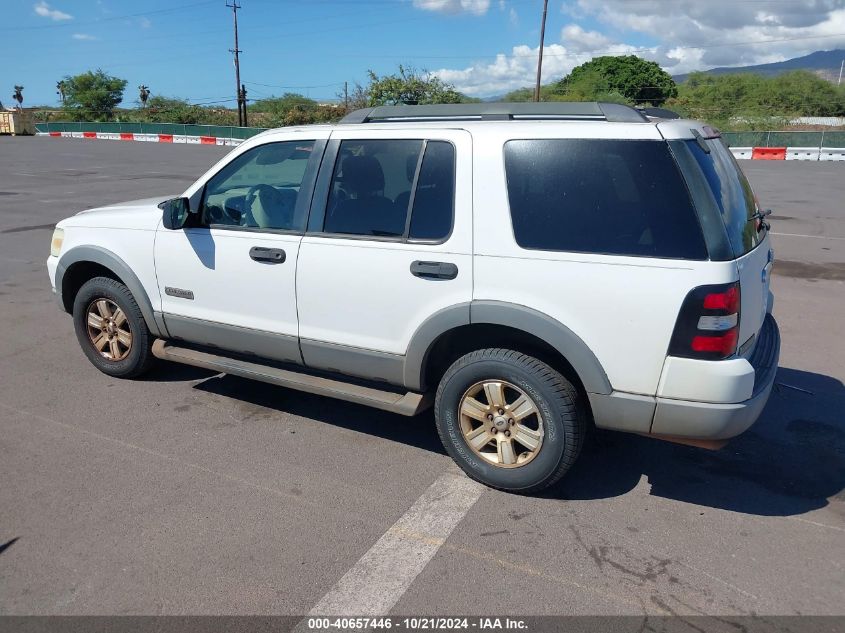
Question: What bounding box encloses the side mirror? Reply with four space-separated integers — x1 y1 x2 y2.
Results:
159 197 191 230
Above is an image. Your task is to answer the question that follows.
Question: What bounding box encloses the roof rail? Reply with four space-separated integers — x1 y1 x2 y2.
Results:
340 102 649 124
638 106 682 120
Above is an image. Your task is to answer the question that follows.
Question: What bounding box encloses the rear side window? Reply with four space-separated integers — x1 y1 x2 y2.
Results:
504 139 707 260
322 139 454 241
686 138 762 256
408 141 455 240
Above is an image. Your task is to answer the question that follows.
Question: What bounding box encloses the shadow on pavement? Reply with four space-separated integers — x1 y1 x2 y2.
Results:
553 367 845 516
193 373 446 456
186 364 843 517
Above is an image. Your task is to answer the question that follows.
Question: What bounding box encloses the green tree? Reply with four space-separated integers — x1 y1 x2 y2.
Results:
249 93 341 127
366 65 465 106
671 70 845 126
555 55 677 106
61 69 127 120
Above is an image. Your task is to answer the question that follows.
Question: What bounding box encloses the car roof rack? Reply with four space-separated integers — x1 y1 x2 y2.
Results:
637 106 682 120
340 102 649 124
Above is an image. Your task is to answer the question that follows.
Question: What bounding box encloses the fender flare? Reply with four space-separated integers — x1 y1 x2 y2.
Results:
55 245 164 337
403 300 612 394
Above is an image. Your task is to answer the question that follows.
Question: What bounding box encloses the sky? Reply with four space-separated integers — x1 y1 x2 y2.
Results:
2 0 845 107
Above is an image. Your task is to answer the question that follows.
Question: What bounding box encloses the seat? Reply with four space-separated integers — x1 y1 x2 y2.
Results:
327 155 403 236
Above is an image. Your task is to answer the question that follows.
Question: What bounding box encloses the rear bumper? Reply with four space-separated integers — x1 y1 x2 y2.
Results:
650 314 780 440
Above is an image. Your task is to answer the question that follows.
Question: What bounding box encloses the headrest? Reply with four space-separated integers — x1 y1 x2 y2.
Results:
341 155 384 195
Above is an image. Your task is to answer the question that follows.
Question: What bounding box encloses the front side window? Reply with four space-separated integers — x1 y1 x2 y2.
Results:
201 140 315 231
323 139 455 241
504 139 707 260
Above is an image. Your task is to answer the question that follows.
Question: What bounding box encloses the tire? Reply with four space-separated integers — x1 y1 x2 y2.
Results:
72 276 155 379
434 348 585 494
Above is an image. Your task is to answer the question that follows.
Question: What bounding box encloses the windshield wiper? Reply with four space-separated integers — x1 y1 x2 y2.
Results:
749 208 772 231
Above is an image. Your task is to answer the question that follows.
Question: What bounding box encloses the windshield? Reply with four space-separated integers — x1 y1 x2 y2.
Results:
685 137 763 256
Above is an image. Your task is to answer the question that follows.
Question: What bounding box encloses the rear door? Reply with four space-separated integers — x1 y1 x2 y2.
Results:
295 128 472 385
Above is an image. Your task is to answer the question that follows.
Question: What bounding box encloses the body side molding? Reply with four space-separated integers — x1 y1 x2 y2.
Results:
56 245 164 338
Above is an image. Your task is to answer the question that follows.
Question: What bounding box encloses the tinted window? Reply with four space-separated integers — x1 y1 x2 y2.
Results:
686 138 762 256
408 141 455 241
324 140 422 237
201 141 315 231
504 139 707 260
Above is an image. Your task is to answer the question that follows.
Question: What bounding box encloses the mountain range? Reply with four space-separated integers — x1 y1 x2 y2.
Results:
672 49 845 83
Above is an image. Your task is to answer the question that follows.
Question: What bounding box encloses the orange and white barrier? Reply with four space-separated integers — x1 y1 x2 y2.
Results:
41 130 243 146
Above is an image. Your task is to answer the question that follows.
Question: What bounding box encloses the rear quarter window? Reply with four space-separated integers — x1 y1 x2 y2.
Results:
686 138 762 257
503 139 707 260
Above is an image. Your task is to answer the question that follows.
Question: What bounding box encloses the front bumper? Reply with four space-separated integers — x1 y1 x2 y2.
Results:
650 314 781 440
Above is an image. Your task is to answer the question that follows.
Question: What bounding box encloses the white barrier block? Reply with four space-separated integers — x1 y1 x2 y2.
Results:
135 133 159 142
68 131 82 138
786 147 820 161
819 147 845 161
96 132 121 140
730 147 753 160
185 136 201 144
172 135 188 143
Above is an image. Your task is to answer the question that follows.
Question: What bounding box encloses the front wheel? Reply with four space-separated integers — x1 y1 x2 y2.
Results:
434 348 585 494
72 276 155 379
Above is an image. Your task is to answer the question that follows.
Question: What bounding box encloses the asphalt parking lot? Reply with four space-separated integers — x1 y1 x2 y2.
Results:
0 137 843 619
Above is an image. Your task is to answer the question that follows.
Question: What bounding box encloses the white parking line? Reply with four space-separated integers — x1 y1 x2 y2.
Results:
306 469 486 617
771 232 845 241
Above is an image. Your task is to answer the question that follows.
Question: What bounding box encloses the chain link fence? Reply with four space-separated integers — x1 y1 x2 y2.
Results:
721 131 845 147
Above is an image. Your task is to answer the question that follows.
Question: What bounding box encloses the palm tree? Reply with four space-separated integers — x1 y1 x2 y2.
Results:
56 81 66 104
138 85 150 108
12 85 23 109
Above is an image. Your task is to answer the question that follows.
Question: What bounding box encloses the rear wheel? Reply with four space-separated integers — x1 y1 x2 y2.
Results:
434 348 584 493
72 276 155 378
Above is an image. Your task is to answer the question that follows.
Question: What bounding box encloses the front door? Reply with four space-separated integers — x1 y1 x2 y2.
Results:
154 135 326 364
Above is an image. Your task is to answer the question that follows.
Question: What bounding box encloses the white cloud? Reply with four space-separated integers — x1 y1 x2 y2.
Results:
139 16 151 28
430 0 845 95
34 1 72 21
560 24 612 53
576 0 845 72
412 0 490 16
509 7 518 26
72 33 97 40
433 44 576 96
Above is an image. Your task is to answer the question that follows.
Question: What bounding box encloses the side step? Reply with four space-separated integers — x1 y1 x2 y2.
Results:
151 339 431 417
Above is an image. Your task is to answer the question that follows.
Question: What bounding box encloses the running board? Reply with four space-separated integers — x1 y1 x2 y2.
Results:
152 339 431 416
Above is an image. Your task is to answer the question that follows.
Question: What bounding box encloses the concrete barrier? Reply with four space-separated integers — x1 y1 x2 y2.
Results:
730 147 753 160
819 148 845 161
785 147 821 161
752 147 786 160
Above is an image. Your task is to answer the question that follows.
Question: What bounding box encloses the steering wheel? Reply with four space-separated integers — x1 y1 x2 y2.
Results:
243 184 295 229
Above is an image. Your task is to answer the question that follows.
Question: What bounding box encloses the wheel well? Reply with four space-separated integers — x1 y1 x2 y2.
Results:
423 323 587 397
60 261 121 313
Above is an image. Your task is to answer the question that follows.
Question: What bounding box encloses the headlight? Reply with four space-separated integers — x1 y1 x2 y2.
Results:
50 227 64 257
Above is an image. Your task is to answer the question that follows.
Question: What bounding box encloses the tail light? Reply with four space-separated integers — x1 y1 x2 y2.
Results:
668 282 740 360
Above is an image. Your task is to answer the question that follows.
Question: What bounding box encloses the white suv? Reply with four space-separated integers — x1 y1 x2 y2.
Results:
47 103 780 493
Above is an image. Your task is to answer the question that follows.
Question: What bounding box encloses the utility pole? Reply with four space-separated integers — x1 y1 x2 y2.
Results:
533 0 549 102
241 83 248 127
344 81 349 112
227 0 244 126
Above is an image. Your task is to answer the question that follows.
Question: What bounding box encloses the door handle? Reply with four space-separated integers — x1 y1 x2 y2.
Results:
410 260 458 280
249 246 286 263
